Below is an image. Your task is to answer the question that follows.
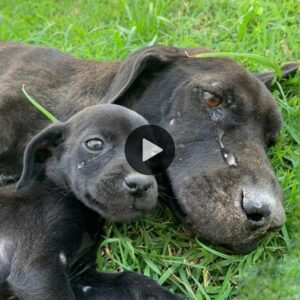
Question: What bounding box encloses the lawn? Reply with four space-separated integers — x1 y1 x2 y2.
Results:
0 0 299 299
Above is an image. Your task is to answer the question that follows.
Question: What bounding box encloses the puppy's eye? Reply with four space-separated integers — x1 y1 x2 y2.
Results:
84 139 104 152
203 91 222 108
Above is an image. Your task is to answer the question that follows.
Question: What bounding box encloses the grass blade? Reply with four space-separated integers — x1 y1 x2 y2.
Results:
190 52 282 80
22 85 58 122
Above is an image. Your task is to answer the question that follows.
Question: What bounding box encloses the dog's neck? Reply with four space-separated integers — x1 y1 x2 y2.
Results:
17 178 77 203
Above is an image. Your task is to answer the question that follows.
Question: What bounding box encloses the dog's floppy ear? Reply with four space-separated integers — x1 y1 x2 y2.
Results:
17 123 65 190
255 62 299 87
103 45 209 103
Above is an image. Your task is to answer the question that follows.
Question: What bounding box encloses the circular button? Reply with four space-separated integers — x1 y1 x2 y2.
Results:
125 125 175 175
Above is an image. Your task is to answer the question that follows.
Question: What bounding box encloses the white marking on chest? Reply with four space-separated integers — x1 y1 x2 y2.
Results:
82 286 92 293
59 251 67 266
0 239 12 264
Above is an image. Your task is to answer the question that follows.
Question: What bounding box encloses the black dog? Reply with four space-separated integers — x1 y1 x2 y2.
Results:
0 104 181 299
0 42 297 252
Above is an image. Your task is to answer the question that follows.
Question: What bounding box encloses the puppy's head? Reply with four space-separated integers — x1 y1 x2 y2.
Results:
17 104 158 222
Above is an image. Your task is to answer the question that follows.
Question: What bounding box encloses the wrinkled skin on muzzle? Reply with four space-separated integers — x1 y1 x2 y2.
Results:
129 58 286 253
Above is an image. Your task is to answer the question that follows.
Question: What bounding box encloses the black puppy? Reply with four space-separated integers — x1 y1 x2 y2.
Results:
0 104 180 299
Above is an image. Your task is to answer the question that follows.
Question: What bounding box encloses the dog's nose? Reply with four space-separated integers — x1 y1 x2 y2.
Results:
241 188 285 230
123 174 153 196
242 197 271 228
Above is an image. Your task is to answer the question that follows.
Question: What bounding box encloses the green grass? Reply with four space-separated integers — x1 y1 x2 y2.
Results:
0 0 299 299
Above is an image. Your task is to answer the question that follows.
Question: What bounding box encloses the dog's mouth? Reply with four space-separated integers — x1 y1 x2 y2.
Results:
83 191 146 222
84 193 108 212
157 172 188 220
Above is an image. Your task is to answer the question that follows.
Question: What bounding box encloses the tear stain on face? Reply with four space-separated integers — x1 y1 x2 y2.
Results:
216 129 238 167
77 161 85 169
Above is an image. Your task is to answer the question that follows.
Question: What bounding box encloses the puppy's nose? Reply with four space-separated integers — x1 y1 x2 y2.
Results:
123 174 153 196
241 188 285 230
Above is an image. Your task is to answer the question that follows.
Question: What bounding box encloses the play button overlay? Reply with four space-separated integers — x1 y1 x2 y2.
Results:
142 139 163 162
125 125 175 175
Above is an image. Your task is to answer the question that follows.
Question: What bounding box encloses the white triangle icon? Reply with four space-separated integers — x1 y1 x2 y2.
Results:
142 139 163 162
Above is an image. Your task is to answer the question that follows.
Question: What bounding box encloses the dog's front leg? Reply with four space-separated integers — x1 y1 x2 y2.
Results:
7 255 76 300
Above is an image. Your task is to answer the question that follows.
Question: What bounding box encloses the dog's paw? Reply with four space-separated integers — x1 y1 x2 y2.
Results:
73 270 184 300
117 272 184 300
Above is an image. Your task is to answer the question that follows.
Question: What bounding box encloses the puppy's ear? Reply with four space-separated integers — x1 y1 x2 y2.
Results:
103 45 208 103
255 63 298 87
17 123 65 190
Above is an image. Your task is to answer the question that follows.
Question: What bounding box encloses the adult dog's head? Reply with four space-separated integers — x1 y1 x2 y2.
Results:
17 104 158 222
103 45 298 253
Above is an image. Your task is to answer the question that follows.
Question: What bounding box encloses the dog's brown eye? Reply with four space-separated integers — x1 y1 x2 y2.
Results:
85 139 104 152
203 91 222 108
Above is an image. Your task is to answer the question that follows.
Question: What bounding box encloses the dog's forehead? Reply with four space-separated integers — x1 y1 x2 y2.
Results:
68 104 147 136
171 57 270 101
172 57 258 87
